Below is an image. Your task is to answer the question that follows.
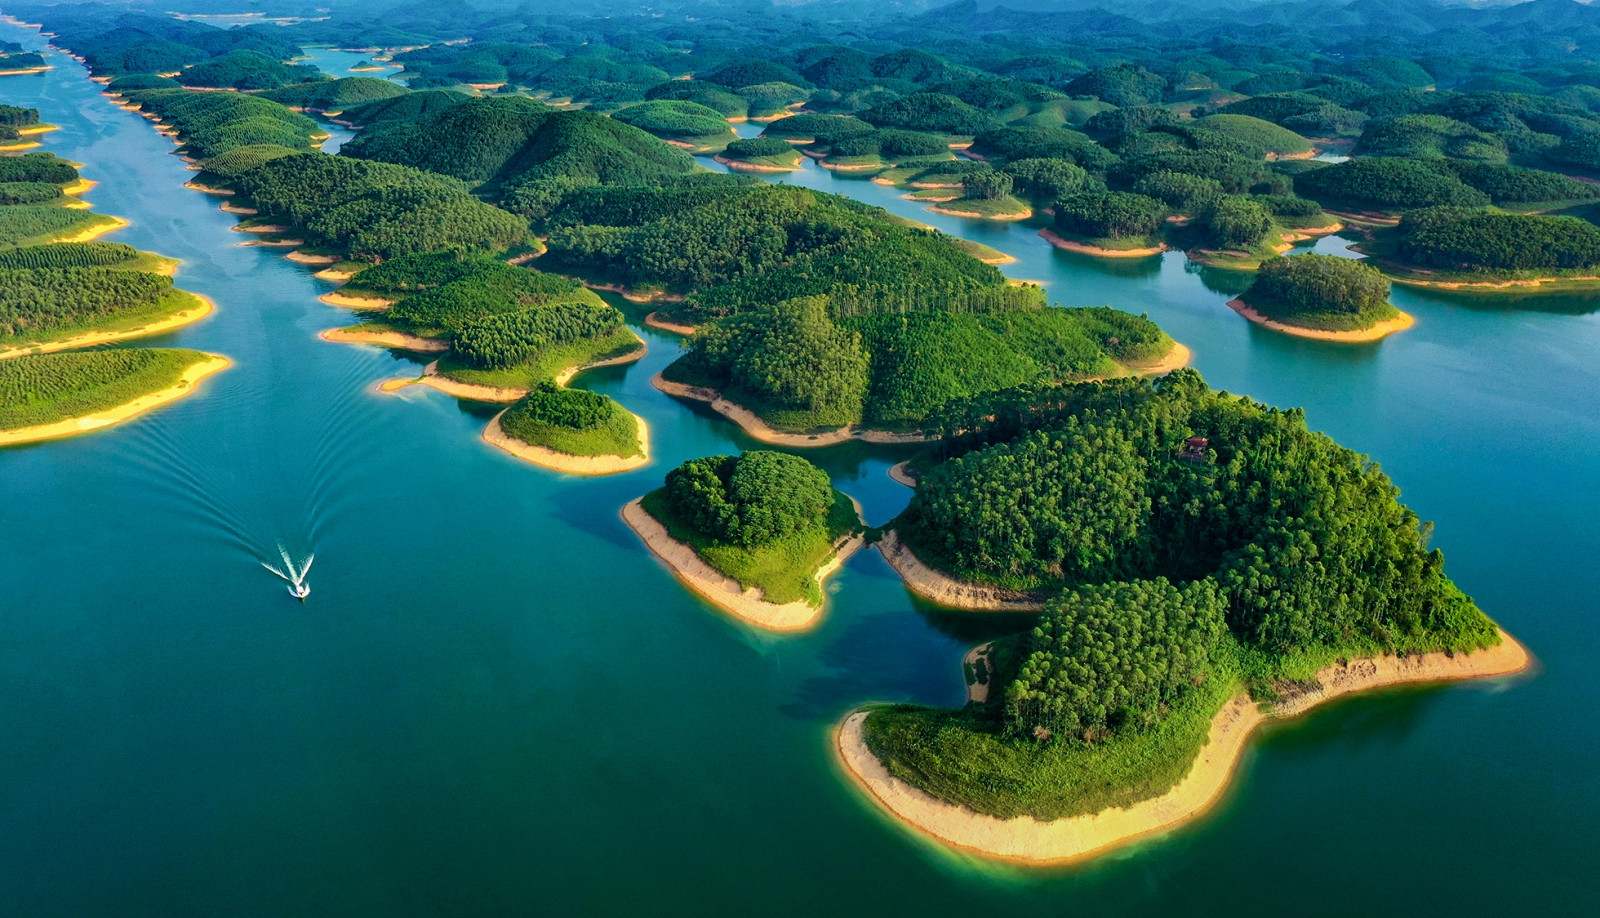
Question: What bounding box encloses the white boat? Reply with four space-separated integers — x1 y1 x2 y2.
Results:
263 544 314 601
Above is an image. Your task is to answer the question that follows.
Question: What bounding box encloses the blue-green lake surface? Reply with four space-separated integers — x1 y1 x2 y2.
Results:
3 31 1599 916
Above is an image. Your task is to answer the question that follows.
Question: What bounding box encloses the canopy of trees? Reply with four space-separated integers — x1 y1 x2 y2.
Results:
665 451 834 548
0 266 172 342
231 154 528 260
1245 254 1396 330
1053 191 1165 240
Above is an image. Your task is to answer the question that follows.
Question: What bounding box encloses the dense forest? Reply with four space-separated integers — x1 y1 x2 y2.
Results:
1243 254 1399 331
868 369 1500 818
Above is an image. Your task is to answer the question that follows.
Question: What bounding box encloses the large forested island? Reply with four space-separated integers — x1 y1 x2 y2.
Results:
3 0 1565 874
845 369 1525 860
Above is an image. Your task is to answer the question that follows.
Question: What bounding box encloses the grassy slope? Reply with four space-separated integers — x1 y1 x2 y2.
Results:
0 347 209 429
500 403 641 458
436 326 640 390
639 487 860 605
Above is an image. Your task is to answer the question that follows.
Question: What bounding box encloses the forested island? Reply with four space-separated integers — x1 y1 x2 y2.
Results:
845 369 1525 860
0 97 224 444
1230 253 1412 340
625 450 864 631
5 0 1560 863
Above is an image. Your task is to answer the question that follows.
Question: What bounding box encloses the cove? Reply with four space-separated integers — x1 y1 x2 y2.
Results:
3 27 1600 916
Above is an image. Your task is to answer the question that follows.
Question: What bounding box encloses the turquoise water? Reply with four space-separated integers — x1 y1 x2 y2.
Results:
3 34 1600 916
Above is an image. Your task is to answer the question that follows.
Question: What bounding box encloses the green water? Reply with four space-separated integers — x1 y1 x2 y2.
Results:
3 36 1599 916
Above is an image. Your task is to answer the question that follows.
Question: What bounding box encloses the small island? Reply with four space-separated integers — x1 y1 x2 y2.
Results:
1230 253 1413 341
714 137 802 172
623 450 864 631
1042 190 1169 256
484 381 648 475
840 370 1526 862
0 349 228 446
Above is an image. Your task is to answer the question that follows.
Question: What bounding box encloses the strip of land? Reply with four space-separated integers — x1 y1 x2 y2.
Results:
875 530 1046 611
317 326 447 352
484 409 649 475
0 355 229 446
622 497 863 631
652 372 932 447
0 293 214 360
837 630 1530 864
1039 228 1167 258
1227 297 1414 343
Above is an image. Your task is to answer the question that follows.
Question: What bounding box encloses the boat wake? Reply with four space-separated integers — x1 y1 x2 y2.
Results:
260 541 313 600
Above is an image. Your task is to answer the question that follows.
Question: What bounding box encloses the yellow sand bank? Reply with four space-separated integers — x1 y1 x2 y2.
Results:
0 293 214 360
927 204 1033 221
1228 298 1415 342
623 497 864 632
0 355 229 447
838 631 1529 864
1040 228 1167 258
483 409 649 475
318 291 394 309
52 215 128 243
317 326 447 353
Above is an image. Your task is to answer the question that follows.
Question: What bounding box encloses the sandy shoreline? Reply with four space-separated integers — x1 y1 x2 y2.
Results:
713 153 800 172
875 530 1045 611
927 204 1033 221
319 291 394 309
652 372 932 447
52 215 129 244
1227 298 1415 342
0 293 214 360
887 461 918 488
1121 341 1191 377
483 410 649 475
837 630 1530 864
318 326 448 352
0 355 230 447
644 312 697 336
1039 228 1167 258
622 497 864 632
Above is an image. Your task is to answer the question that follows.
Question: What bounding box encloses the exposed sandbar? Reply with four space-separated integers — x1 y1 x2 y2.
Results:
1227 297 1414 342
483 409 649 475
1039 228 1167 258
645 311 697 336
0 293 214 360
0 355 229 447
622 497 864 632
713 153 800 173
318 291 394 310
52 215 128 243
837 631 1529 864
318 326 447 352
